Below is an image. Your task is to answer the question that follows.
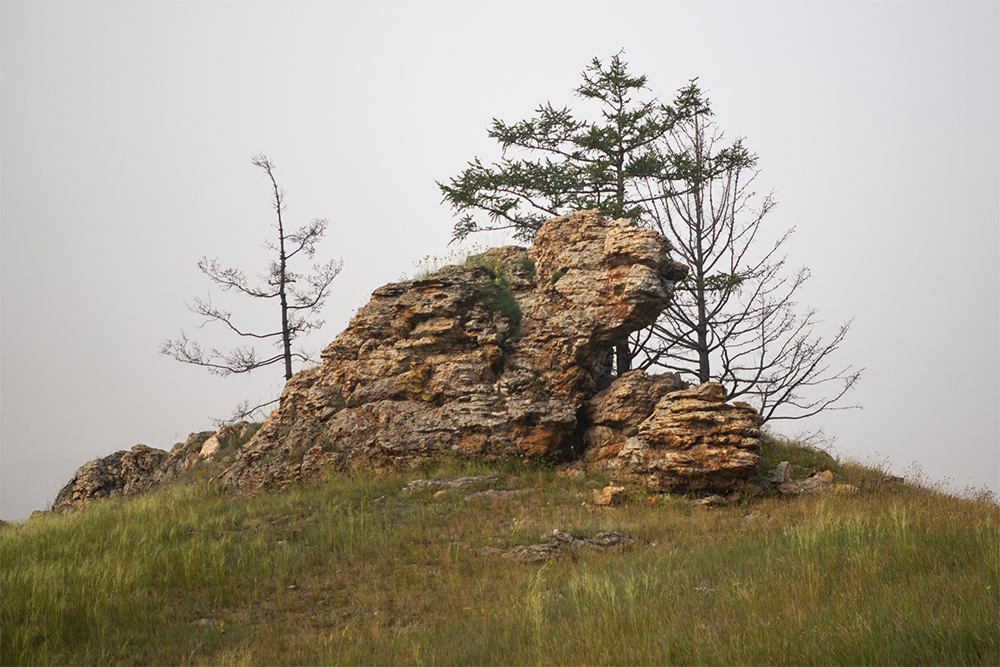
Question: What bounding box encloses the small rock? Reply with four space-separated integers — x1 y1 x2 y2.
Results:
863 475 905 492
779 469 835 495
693 494 727 507
464 489 524 501
500 529 634 563
401 476 500 494
592 485 627 506
771 461 791 484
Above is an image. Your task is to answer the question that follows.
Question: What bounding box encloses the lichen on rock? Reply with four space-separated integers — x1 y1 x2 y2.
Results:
51 435 210 512
50 425 253 512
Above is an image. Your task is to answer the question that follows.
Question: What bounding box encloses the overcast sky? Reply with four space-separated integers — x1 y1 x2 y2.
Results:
2 1 997 520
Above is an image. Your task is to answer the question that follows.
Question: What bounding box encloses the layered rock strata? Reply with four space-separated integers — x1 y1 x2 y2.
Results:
222 210 689 490
52 210 765 510
583 377 761 493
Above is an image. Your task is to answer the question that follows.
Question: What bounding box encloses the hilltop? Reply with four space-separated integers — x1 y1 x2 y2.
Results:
2 433 997 665
4 210 996 665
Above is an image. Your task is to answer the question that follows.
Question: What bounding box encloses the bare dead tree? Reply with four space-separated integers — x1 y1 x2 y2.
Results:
161 155 343 406
633 93 861 423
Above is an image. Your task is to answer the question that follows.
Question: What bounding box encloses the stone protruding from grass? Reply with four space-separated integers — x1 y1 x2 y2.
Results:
584 377 761 494
778 469 861 496
401 476 501 494
482 529 635 563
592 485 628 506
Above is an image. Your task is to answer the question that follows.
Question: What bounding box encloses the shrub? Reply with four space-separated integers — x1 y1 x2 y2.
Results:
480 277 522 333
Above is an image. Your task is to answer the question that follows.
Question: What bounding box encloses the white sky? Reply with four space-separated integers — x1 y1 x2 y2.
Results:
2 0 997 520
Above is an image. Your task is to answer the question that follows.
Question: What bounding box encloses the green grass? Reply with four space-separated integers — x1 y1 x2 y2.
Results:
2 442 998 666
462 255 524 333
401 248 528 332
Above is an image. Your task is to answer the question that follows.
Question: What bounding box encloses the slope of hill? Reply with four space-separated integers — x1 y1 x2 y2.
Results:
2 435 997 666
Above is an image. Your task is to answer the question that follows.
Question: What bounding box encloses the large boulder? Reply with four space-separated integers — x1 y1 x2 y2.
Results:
51 441 185 512
583 379 761 493
221 210 689 490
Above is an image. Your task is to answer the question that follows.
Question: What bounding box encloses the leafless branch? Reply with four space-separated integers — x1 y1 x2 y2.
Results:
162 154 342 387
630 112 861 423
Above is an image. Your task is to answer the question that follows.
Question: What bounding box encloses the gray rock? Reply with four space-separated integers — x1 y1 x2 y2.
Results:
771 461 791 484
401 476 501 494
498 529 634 563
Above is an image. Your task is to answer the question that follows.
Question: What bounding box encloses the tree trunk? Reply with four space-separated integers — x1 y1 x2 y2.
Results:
279 294 292 380
615 342 632 375
268 163 294 382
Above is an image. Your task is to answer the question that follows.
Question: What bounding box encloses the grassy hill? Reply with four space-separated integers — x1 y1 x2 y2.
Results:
2 434 998 666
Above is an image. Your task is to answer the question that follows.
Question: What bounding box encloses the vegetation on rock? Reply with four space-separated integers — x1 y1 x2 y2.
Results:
439 53 860 421
218 211 692 494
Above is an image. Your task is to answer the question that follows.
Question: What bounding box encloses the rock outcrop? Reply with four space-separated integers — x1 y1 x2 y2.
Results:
52 445 168 512
221 210 690 491
777 468 860 496
53 210 765 511
51 425 254 512
583 378 760 493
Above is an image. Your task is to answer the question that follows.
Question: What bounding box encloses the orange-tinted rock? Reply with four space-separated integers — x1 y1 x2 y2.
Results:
54 210 760 506
222 211 688 491
592 484 628 506
584 379 761 493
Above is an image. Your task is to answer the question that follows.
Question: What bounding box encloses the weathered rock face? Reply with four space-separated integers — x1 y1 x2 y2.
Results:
52 446 164 512
222 210 689 491
52 210 764 511
51 425 254 512
583 378 761 493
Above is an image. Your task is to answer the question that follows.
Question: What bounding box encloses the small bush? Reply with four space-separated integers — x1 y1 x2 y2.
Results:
480 278 522 333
